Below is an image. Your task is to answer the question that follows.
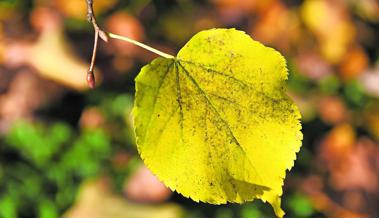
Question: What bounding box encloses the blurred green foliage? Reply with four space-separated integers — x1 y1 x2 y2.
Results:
0 89 140 218
0 121 111 218
286 193 314 218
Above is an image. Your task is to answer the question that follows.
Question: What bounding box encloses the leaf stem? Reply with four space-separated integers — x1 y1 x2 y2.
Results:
107 32 175 59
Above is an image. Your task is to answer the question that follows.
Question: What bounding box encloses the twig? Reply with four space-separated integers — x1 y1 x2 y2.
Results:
85 0 175 88
86 0 108 89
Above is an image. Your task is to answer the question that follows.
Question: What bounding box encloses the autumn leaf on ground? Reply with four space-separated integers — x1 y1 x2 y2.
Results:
64 179 182 218
133 28 302 218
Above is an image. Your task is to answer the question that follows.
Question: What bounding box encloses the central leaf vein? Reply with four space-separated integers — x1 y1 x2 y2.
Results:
176 61 241 147
177 61 264 185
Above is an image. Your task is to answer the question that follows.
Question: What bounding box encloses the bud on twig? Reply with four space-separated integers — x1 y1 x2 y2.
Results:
87 71 96 89
99 30 109 42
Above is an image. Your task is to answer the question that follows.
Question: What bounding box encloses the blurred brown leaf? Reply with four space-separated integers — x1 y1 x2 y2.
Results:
250 1 301 52
301 176 368 218
212 0 275 23
65 178 182 218
319 125 379 192
105 12 145 57
317 96 349 125
295 52 332 80
3 7 98 90
0 70 62 132
319 123 356 163
125 165 172 203
328 138 379 192
111 151 132 170
338 47 368 81
79 107 105 129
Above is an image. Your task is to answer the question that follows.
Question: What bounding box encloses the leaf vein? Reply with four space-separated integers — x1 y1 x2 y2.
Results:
143 61 175 143
175 62 185 144
177 62 241 147
179 59 250 89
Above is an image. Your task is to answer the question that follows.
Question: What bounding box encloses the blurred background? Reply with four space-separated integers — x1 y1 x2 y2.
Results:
0 0 379 218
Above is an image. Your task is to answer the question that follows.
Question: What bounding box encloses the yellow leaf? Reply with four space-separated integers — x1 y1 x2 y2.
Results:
133 28 302 217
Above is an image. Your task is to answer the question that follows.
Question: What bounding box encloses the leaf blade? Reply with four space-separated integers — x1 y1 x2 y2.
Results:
134 28 302 218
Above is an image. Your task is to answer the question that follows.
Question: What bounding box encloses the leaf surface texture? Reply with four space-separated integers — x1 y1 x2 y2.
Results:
133 28 302 217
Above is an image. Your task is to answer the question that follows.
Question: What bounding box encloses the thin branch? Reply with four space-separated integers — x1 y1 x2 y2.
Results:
86 0 94 22
88 27 98 73
86 0 107 89
87 27 98 89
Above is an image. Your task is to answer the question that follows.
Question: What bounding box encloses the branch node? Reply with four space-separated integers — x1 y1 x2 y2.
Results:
99 30 109 42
